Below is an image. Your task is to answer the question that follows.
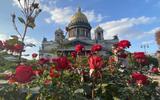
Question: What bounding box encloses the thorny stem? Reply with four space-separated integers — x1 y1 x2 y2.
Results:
92 76 95 99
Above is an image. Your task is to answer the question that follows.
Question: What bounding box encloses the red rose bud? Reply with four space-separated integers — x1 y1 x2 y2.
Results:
32 53 38 58
75 44 85 53
91 44 102 52
15 64 34 83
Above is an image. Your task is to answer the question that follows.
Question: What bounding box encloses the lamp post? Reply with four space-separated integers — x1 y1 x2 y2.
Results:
140 44 149 53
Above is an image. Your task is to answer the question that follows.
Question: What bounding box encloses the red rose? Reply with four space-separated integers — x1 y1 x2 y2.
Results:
49 67 60 78
71 51 77 58
131 72 148 85
88 55 103 69
15 64 33 83
55 56 71 71
118 40 131 49
32 53 38 58
134 52 145 59
151 67 159 73
75 44 85 53
133 52 146 63
91 44 102 52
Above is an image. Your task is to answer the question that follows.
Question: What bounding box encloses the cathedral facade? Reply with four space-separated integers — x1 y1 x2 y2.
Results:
39 8 119 58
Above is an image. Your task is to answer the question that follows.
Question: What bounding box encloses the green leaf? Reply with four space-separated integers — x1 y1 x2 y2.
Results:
18 17 25 24
28 22 35 29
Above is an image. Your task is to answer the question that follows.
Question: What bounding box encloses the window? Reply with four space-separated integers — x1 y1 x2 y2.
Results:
98 32 101 40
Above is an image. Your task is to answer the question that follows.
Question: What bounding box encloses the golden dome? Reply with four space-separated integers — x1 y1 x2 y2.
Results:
71 8 88 23
68 7 89 27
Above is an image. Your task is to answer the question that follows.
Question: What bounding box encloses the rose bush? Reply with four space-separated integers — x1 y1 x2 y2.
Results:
0 40 160 100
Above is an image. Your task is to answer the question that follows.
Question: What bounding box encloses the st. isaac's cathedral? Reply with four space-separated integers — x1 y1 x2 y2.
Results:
39 7 119 58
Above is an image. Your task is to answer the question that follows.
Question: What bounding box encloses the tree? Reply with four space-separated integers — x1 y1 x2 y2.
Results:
11 0 41 62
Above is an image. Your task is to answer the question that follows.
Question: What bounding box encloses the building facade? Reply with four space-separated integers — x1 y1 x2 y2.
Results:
39 7 119 58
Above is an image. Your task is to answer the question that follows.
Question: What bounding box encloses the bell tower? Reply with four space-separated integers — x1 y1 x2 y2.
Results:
95 26 104 40
55 28 65 44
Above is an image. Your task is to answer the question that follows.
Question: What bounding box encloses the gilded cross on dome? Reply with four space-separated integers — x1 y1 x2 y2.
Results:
78 7 81 12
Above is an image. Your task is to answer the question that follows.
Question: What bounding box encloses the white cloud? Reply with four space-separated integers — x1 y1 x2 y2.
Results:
43 6 104 24
44 7 73 24
146 27 160 34
84 10 103 22
97 16 156 40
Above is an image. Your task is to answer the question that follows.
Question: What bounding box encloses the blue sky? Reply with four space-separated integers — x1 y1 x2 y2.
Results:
0 0 160 59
